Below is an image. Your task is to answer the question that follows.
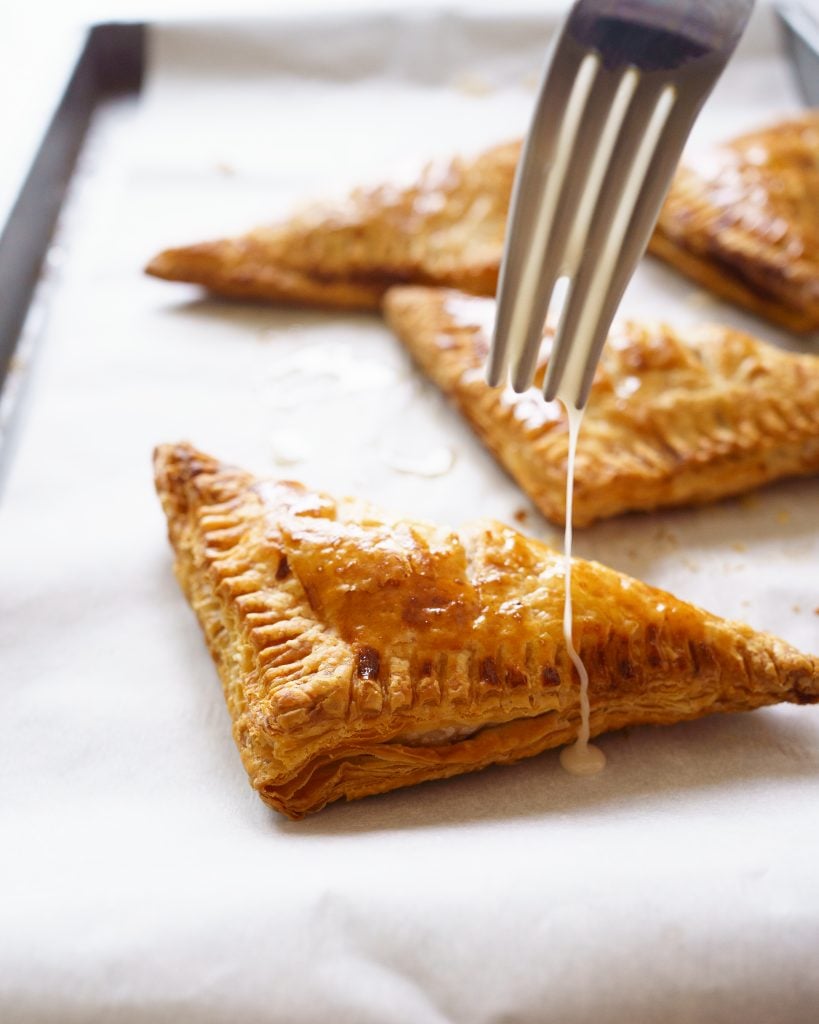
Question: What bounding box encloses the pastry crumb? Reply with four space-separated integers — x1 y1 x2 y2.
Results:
513 508 529 524
451 72 493 96
652 526 680 549
775 509 791 525
684 290 717 309
731 542 747 553
792 604 802 614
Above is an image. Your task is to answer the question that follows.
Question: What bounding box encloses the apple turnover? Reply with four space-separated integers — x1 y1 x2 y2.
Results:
154 442 818 818
146 142 520 310
383 287 819 527
649 112 819 332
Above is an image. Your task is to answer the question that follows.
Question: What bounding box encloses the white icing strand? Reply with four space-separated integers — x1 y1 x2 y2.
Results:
559 401 606 777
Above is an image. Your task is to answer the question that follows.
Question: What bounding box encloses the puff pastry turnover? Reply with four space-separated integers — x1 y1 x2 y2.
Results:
154 442 818 818
146 142 520 310
384 287 819 526
649 112 819 332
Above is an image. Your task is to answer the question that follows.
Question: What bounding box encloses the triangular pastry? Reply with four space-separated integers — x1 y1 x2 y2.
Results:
384 287 819 526
649 112 819 333
154 442 818 818
146 142 521 310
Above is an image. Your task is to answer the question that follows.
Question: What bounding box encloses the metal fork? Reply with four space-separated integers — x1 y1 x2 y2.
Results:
487 0 755 409
776 1 819 105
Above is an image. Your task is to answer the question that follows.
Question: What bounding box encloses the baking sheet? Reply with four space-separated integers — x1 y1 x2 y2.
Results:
1 4 818 1022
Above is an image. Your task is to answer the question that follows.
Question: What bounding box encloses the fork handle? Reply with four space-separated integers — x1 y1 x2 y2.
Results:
569 0 754 70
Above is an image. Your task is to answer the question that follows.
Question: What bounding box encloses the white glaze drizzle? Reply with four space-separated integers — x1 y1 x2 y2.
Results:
558 401 606 777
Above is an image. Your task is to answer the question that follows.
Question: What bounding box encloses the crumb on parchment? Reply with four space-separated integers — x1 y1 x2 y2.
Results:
451 72 493 96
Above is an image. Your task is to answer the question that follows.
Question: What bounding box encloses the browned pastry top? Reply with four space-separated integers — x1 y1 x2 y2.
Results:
652 112 819 331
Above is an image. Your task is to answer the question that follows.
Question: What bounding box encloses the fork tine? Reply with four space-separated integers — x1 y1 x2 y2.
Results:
543 76 698 407
486 40 598 389
572 101 710 407
508 63 645 391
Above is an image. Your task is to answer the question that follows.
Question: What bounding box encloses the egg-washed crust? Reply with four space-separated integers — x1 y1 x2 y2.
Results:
154 442 818 819
649 112 819 333
145 142 520 310
383 287 819 528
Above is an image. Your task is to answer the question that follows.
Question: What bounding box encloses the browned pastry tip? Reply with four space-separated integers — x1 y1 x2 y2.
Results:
154 441 819 818
147 241 234 283
382 285 819 527
145 239 385 310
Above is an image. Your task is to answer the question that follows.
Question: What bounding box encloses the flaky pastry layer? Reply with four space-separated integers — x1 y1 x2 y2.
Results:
154 443 818 818
383 287 819 526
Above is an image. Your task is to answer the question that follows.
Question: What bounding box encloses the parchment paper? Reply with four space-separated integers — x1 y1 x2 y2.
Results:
1 4 818 1022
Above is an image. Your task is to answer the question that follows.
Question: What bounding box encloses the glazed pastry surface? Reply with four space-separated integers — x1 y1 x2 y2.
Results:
384 287 819 526
146 142 520 309
154 442 819 818
650 112 819 332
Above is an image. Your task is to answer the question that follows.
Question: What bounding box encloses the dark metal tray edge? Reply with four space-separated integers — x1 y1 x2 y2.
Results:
0 22 146 397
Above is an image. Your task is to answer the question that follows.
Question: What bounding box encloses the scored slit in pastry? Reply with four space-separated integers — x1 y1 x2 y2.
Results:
154 442 818 819
649 112 819 333
146 141 520 310
383 286 819 527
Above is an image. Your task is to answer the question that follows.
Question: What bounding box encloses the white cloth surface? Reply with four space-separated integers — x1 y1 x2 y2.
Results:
1 5 818 1022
